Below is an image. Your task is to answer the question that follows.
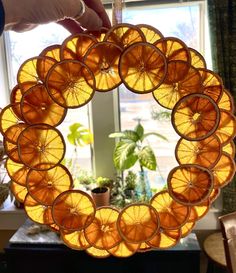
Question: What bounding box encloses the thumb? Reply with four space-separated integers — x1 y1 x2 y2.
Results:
76 5 103 31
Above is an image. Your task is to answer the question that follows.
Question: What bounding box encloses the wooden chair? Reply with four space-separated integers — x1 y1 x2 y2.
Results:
203 232 227 273
219 211 236 273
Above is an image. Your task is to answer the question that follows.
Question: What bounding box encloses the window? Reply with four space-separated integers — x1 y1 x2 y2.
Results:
118 1 210 190
2 23 92 171
0 0 210 187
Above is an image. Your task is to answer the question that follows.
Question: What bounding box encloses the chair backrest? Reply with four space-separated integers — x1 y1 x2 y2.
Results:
219 211 236 273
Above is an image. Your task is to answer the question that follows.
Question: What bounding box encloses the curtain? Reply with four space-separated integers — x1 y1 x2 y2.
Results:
207 0 236 213
208 0 236 100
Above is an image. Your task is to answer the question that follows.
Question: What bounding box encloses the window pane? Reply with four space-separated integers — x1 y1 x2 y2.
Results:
119 2 206 191
5 23 92 171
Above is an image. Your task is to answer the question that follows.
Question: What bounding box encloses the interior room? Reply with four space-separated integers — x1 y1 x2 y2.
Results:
0 0 235 272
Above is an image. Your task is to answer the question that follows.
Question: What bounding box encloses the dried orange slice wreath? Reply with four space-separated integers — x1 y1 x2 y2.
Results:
1 23 235 258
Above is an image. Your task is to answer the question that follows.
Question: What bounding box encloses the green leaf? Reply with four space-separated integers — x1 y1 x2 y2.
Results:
138 146 157 171
113 141 138 170
122 130 139 142
109 130 139 142
69 123 83 133
143 132 168 141
109 132 126 138
67 123 93 147
135 123 144 140
67 133 76 146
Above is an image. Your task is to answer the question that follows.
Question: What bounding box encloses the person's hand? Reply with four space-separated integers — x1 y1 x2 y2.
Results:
2 0 111 32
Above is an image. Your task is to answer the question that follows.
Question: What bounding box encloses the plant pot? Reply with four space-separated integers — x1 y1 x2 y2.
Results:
91 186 110 207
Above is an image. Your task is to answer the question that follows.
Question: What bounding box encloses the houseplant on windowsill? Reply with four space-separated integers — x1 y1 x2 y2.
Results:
109 121 168 202
91 176 113 207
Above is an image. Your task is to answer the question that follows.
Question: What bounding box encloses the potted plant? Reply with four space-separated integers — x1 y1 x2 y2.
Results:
91 176 113 207
109 121 167 201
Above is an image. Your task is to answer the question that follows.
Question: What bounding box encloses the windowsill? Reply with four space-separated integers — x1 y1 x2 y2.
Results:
0 198 222 231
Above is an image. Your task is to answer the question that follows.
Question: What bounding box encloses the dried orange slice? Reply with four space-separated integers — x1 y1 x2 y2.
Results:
108 240 140 257
147 228 181 249
172 93 220 141
119 42 167 93
117 203 159 243
150 190 190 229
175 135 221 168
153 64 202 109
24 194 54 225
17 124 65 170
192 200 210 220
10 82 37 111
6 158 29 186
168 164 213 205
48 223 60 232
46 60 95 108
104 23 145 48
137 24 164 44
40 45 61 62
86 246 110 258
61 33 97 61
83 42 123 92
4 139 21 163
26 164 73 206
10 83 35 105
52 190 95 231
20 84 67 126
218 89 235 113
189 48 207 69
215 110 236 145
61 229 90 250
154 37 190 63
10 84 33 119
4 123 28 144
138 241 152 252
10 181 28 203
84 207 121 250
17 56 57 86
222 141 235 157
181 221 196 238
0 105 23 137
83 27 109 42
10 85 23 110
198 68 223 103
211 152 236 189
163 60 191 84
209 188 220 203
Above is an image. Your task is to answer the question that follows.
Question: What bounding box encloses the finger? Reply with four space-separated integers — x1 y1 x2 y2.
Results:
84 0 111 29
57 18 84 34
10 23 38 32
77 6 103 31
